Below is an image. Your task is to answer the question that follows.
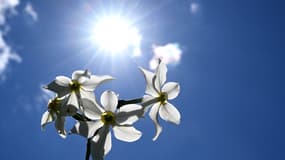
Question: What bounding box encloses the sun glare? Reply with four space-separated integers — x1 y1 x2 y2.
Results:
91 16 141 54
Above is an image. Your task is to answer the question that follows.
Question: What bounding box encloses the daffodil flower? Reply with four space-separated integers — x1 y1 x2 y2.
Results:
140 61 181 141
44 70 113 110
41 97 77 138
71 90 143 160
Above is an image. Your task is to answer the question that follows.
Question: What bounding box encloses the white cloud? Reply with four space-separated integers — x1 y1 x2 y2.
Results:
190 2 199 14
0 39 22 74
24 2 38 21
0 0 19 25
0 0 21 79
149 43 182 70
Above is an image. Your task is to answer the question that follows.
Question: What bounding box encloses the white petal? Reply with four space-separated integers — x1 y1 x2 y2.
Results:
116 104 143 125
104 129 112 155
162 82 180 100
118 104 142 113
72 70 91 83
100 90 118 112
159 103 181 125
55 76 71 87
154 62 167 91
91 126 112 160
70 121 103 138
81 75 114 92
139 67 159 97
41 111 55 130
81 98 103 120
55 117 66 138
67 92 79 109
113 126 142 142
149 103 162 141
79 90 96 102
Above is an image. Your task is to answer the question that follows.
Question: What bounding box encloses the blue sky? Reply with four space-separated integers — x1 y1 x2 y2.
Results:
0 0 284 160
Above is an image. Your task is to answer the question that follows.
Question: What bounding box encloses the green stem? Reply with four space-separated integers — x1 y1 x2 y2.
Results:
85 139 91 160
72 113 91 121
141 97 159 108
117 98 143 108
118 97 159 110
85 127 102 160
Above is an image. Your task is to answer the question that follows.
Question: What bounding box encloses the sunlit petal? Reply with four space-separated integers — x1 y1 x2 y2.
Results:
81 98 103 120
81 75 114 92
100 90 118 112
72 70 91 83
149 103 162 141
155 62 167 92
79 89 96 103
41 111 55 130
162 82 180 100
55 76 71 87
113 126 142 142
139 67 159 96
116 104 143 125
67 92 79 109
159 103 181 125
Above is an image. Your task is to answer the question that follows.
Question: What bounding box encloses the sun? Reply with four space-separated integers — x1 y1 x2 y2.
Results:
91 16 141 54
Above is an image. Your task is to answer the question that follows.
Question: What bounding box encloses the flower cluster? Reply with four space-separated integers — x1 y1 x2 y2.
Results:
41 61 181 160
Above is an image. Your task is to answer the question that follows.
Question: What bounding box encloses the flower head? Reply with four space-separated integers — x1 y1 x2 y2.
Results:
44 70 114 110
71 90 143 160
140 61 181 141
41 97 77 138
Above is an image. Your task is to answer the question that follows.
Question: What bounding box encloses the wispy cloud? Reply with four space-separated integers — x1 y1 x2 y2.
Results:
149 43 182 70
0 34 22 79
13 85 54 114
190 2 199 14
0 0 19 25
24 2 38 22
0 0 21 79
21 85 54 113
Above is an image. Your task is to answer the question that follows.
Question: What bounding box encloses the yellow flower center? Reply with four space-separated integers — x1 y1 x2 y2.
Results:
69 80 81 92
158 92 168 105
48 98 61 113
101 111 115 126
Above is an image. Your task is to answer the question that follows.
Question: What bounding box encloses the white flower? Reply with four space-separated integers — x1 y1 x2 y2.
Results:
140 61 181 141
41 97 77 138
71 90 143 160
44 70 113 110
